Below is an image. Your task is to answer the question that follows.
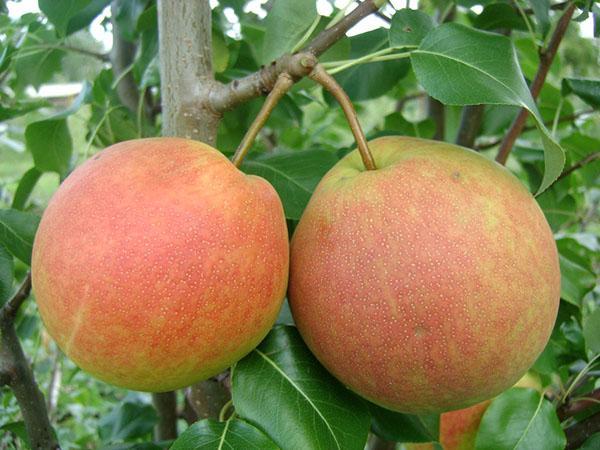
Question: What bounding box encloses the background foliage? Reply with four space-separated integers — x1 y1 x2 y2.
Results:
0 0 599 449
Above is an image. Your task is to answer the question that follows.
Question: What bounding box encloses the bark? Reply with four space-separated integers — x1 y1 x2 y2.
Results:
157 0 220 143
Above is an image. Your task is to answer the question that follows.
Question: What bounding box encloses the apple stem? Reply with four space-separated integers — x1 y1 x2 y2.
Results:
231 73 295 168
308 64 377 171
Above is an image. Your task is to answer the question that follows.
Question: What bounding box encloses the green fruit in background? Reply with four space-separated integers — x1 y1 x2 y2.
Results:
289 136 559 413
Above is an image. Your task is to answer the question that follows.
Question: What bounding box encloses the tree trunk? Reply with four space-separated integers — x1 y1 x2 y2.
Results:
156 0 229 425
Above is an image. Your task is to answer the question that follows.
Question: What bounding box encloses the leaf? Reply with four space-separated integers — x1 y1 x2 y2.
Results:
527 0 551 36
0 244 13 306
383 112 435 139
213 31 229 73
370 403 439 443
475 388 566 450
14 29 64 90
232 326 371 450
562 78 600 109
39 0 89 36
557 238 596 308
561 134 600 187
241 150 338 220
580 433 600 450
12 168 42 211
411 23 564 194
389 9 435 48
66 0 112 35
172 419 279 450
0 421 29 448
0 209 40 266
583 309 600 355
98 395 157 443
473 3 527 31
0 100 50 121
25 119 73 177
333 29 410 101
261 0 316 64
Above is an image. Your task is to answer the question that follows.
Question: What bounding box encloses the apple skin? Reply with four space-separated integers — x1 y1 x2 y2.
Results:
289 136 560 413
32 137 289 392
406 373 542 450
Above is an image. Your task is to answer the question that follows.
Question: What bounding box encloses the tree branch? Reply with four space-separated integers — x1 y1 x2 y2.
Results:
456 105 485 148
110 0 140 113
209 0 383 113
153 391 178 440
474 109 594 150
556 152 600 182
558 387 600 421
495 3 576 165
0 275 58 449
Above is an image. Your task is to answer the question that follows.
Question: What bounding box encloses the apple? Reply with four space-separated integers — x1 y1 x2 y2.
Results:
405 373 542 450
32 137 289 392
289 136 559 413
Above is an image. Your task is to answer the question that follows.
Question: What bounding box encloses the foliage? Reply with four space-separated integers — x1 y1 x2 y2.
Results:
0 0 599 449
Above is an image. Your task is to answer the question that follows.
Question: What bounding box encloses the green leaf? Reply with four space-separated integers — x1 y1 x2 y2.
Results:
0 100 50 121
411 23 564 194
172 419 279 450
25 119 73 176
561 134 600 187
12 167 42 211
475 388 566 450
473 3 527 31
383 112 435 139
333 29 410 101
0 244 13 306
66 0 111 35
14 29 64 90
527 0 551 36
389 9 434 48
39 0 88 36
583 309 600 355
580 433 600 450
213 32 229 73
557 238 596 308
98 395 157 443
261 0 317 64
232 326 371 450
0 209 40 266
562 78 600 109
370 403 439 443
241 150 338 220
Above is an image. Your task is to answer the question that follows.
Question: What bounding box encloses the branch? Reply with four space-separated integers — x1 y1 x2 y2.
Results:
209 0 383 113
495 3 576 164
475 109 594 150
153 391 178 440
110 0 139 113
556 152 600 182
0 275 58 449
558 387 600 421
0 272 31 323
565 412 600 450
456 105 485 148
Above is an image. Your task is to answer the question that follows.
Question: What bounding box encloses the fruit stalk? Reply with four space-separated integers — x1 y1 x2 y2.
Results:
232 73 295 167
309 64 377 171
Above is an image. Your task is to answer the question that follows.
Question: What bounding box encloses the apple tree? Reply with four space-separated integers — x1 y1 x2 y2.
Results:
0 1 599 449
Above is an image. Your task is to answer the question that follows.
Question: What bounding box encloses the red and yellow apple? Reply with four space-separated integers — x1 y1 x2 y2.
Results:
32 137 289 392
289 136 559 413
